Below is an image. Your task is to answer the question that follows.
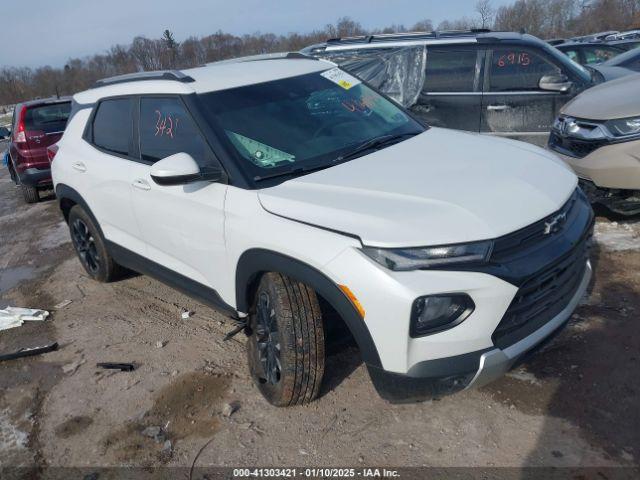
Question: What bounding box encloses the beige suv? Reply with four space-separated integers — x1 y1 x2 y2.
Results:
549 73 640 215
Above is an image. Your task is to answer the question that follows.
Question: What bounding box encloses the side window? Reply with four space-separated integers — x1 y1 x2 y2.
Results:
139 97 210 163
563 49 580 63
92 99 133 156
424 49 479 92
489 48 560 92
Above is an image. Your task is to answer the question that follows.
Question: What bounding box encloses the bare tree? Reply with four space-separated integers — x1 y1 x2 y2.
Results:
476 0 495 28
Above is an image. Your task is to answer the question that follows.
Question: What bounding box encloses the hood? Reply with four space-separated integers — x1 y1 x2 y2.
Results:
258 128 577 248
590 64 635 82
561 73 640 120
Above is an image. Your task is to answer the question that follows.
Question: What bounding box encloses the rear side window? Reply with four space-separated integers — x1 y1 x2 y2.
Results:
24 102 71 133
424 50 479 92
139 97 210 163
92 99 133 156
489 48 560 92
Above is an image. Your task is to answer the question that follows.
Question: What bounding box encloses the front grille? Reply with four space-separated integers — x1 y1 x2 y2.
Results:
492 233 590 349
491 190 578 261
490 188 594 349
549 131 608 159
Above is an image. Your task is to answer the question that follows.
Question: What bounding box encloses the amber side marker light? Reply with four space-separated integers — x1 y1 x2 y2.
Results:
338 284 366 319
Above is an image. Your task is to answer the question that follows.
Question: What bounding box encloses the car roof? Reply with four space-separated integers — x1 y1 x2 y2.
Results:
74 57 333 104
303 30 543 53
556 41 621 48
16 96 72 108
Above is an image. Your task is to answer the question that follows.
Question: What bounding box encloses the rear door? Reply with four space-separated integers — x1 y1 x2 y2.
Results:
411 46 484 131
128 95 227 289
80 97 144 254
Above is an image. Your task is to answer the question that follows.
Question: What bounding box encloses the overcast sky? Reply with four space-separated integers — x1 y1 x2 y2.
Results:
0 0 512 68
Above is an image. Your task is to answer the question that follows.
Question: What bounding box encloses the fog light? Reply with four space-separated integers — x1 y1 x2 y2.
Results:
410 294 474 337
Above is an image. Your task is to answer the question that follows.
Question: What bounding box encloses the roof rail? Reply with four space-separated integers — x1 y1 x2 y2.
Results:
91 70 195 89
208 51 318 66
326 29 492 45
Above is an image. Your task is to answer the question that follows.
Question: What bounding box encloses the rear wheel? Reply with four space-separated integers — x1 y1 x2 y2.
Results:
21 184 39 203
68 205 122 282
247 272 325 406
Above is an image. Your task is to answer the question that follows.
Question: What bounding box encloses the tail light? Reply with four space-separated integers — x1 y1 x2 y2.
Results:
13 105 27 143
47 144 59 163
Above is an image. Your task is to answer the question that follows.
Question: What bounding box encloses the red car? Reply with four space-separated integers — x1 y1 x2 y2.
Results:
8 97 71 203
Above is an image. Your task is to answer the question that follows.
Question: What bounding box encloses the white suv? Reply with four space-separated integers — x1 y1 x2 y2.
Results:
52 54 594 406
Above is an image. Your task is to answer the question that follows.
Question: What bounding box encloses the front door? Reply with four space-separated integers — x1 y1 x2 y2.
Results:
481 47 566 146
411 46 484 132
128 96 228 290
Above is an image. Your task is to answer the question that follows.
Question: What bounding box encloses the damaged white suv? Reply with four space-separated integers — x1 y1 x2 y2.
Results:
52 54 594 406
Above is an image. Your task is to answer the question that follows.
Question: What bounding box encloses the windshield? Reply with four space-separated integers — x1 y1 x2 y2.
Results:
198 68 424 181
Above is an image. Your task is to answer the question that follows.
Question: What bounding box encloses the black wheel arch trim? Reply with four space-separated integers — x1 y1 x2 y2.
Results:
55 184 105 235
235 248 382 367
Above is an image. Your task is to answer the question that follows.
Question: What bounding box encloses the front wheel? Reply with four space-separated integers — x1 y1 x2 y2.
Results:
247 273 325 406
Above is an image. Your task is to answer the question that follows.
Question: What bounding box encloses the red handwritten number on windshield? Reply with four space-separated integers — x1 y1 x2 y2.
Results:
154 110 177 138
497 52 531 67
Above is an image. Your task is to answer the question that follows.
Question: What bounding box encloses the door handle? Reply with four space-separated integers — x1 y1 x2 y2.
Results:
486 104 510 112
72 161 86 172
132 178 151 191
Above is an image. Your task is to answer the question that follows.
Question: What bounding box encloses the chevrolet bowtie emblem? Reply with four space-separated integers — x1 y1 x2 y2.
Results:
544 212 567 235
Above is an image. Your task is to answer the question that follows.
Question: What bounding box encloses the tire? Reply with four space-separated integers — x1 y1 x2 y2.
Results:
68 205 122 282
8 163 17 184
21 184 39 203
247 272 325 406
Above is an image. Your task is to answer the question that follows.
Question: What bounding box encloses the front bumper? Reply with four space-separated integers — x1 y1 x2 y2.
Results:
549 134 640 190
367 261 591 402
467 260 591 389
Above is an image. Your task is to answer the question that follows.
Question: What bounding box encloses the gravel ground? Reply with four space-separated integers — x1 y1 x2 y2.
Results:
0 166 639 476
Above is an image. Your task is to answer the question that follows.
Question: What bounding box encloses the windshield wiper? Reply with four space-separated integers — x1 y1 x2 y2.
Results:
336 132 420 162
253 132 420 182
253 162 336 182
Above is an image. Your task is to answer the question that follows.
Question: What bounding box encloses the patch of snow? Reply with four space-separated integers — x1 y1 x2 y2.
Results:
594 221 640 252
0 409 29 452
38 221 70 250
506 368 542 386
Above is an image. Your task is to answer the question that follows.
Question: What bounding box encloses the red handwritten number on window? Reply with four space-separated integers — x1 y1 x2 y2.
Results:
154 110 178 138
497 52 531 68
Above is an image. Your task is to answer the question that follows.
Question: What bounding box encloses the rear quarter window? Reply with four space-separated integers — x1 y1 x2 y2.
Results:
91 98 133 157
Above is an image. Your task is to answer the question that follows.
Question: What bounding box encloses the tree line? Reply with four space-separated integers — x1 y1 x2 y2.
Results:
1 0 639 106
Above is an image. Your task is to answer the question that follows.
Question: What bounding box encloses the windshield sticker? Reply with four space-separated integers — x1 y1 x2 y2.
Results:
320 68 361 90
226 131 295 168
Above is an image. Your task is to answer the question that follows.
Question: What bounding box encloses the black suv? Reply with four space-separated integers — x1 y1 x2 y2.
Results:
303 31 596 146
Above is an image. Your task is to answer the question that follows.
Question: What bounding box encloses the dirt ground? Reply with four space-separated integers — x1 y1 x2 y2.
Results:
0 165 639 477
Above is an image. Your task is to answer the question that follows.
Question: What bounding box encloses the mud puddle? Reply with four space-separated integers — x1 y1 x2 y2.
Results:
101 372 231 463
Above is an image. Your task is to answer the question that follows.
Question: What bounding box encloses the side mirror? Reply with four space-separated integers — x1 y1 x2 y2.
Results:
150 152 224 186
539 74 573 92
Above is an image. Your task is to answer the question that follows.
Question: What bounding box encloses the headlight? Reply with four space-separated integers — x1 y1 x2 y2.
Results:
362 240 493 271
554 116 607 140
605 117 640 137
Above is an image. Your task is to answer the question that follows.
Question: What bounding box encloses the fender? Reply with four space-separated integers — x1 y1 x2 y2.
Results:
235 249 382 367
